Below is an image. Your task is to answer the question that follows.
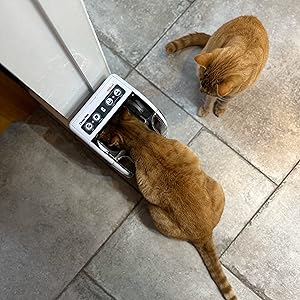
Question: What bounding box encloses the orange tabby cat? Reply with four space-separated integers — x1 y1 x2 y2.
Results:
165 15 269 117
100 108 238 300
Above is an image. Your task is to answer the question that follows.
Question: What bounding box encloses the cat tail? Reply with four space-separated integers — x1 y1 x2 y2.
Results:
165 32 210 54
193 237 238 300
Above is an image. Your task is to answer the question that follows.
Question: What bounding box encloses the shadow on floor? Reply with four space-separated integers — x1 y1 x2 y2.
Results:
26 108 139 200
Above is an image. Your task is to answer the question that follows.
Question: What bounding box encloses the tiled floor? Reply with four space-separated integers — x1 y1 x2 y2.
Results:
0 0 299 299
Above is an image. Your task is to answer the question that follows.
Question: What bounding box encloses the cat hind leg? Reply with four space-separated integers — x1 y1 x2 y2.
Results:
213 98 230 117
148 205 187 240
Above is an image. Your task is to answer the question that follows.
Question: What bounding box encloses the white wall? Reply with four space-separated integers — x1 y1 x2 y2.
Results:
0 0 110 122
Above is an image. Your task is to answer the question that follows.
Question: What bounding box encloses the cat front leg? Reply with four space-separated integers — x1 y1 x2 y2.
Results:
213 97 230 117
198 95 216 117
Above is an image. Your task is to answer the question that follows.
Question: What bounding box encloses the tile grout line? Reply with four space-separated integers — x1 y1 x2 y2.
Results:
124 68 135 80
199 125 278 185
187 126 204 146
83 270 119 300
54 198 142 300
134 69 278 186
99 38 135 68
133 0 197 69
95 0 196 69
219 158 300 258
222 264 270 300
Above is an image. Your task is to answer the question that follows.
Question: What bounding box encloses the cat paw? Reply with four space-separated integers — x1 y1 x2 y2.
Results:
213 105 226 117
165 42 176 54
198 107 209 117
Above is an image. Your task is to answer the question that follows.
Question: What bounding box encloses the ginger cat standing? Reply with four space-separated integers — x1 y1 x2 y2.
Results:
100 108 238 300
165 15 269 117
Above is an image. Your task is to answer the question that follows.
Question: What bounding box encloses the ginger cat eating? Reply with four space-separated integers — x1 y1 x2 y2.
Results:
165 15 269 117
100 108 237 300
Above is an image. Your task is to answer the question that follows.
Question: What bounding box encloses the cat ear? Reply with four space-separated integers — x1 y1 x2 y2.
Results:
120 107 131 121
217 75 243 97
109 134 123 147
194 53 212 70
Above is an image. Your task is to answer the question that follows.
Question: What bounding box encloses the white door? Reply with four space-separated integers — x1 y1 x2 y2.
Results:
0 0 110 125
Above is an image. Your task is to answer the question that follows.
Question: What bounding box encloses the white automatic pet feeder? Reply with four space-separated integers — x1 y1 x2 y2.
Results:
70 74 168 177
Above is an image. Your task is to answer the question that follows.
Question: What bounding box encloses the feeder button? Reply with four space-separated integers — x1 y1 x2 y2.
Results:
114 88 122 96
85 122 93 131
105 98 113 106
92 113 101 121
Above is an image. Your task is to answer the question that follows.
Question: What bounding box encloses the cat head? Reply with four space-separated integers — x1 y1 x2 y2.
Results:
194 48 243 98
99 107 140 149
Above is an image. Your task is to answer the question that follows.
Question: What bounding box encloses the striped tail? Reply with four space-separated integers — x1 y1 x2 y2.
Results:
193 237 238 300
165 32 210 54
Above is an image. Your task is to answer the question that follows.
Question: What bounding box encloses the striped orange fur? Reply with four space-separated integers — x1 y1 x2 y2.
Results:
194 238 237 300
165 32 211 53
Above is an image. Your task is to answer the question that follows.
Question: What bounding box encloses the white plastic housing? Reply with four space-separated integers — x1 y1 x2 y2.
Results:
70 74 168 177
